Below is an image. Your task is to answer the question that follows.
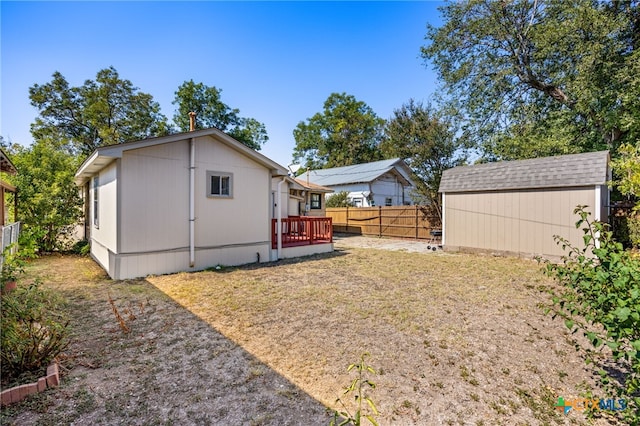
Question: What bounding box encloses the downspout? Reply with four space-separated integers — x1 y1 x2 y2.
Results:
441 193 446 246
189 112 196 267
276 177 286 259
594 184 602 249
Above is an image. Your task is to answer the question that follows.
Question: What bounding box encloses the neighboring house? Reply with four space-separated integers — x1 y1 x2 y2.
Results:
1 148 19 261
75 128 332 280
0 148 17 227
438 151 610 259
271 176 333 218
305 158 416 207
293 178 334 217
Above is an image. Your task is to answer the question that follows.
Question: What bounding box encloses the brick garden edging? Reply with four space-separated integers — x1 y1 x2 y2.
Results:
0 363 60 406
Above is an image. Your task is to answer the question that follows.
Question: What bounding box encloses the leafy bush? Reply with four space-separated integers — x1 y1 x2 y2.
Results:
629 213 640 250
326 191 355 208
5 140 83 253
543 206 640 424
69 239 90 256
1 281 69 384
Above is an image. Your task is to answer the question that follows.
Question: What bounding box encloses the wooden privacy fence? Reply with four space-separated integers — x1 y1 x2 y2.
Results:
326 206 439 239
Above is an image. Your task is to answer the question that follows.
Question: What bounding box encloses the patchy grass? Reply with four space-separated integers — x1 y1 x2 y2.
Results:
0 240 617 425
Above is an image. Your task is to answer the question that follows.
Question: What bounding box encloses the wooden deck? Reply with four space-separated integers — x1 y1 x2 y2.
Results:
272 217 333 249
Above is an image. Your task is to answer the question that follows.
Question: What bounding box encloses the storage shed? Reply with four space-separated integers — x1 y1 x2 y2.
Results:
438 151 610 259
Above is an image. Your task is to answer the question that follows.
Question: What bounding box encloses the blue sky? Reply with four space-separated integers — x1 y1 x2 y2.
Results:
1 1 443 167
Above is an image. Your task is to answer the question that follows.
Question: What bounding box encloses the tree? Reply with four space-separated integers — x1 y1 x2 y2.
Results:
325 191 355 208
612 142 640 205
292 93 385 169
29 67 170 156
4 140 83 252
422 0 640 161
611 141 640 248
172 80 268 150
381 100 466 217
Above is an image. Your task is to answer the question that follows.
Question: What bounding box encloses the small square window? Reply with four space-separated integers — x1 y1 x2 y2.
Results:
310 193 321 209
207 171 233 198
385 197 393 206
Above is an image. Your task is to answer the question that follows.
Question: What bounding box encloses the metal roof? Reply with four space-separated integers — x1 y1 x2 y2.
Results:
306 158 412 186
439 151 610 193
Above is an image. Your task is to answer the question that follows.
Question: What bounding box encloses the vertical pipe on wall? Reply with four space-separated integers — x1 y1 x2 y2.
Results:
276 177 286 259
188 111 197 268
441 193 446 246
189 137 195 267
594 185 602 249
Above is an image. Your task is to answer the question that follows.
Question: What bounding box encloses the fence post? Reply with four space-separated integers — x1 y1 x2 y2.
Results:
379 206 382 237
346 206 349 232
415 206 419 239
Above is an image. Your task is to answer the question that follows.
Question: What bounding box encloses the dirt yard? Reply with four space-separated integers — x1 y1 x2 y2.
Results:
0 236 622 425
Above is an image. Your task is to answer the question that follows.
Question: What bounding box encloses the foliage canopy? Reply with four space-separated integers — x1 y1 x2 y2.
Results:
3 139 83 252
422 0 640 161
29 67 170 156
381 100 466 216
172 80 268 150
293 93 385 170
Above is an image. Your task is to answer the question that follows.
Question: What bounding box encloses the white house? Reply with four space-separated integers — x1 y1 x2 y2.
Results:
75 128 333 280
304 158 416 207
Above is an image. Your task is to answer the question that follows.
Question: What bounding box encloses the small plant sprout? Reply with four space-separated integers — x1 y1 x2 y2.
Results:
331 352 379 426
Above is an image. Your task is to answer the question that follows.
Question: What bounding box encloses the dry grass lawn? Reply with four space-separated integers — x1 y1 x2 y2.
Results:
1 237 620 425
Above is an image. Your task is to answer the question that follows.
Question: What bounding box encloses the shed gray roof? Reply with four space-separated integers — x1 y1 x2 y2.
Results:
439 151 609 193
306 158 413 186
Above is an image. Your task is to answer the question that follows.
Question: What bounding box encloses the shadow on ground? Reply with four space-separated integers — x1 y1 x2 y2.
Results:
0 255 331 426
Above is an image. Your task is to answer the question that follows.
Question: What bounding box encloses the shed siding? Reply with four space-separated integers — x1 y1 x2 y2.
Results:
444 187 595 258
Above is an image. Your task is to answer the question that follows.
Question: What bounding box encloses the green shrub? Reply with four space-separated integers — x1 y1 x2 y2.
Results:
1 281 69 385
628 213 640 250
543 206 640 424
326 191 355 208
331 353 379 426
69 239 90 256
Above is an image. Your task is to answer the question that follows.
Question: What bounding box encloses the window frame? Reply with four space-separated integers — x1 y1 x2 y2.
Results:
93 176 99 228
206 171 233 198
310 193 321 209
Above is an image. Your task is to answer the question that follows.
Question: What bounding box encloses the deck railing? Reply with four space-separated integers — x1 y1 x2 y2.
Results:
272 217 333 249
